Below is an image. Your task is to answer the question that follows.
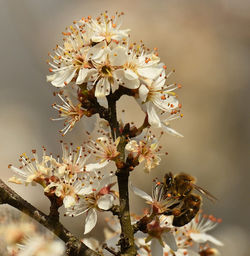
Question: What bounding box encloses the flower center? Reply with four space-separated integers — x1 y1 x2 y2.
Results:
101 65 112 76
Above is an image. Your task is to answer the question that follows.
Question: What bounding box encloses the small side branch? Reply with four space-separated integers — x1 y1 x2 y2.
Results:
102 243 119 256
0 179 99 256
132 214 155 234
109 204 120 216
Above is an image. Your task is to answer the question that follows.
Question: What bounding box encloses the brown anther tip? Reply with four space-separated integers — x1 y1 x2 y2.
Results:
8 164 12 168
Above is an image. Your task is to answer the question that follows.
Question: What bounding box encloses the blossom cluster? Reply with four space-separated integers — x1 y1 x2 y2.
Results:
47 11 183 137
8 141 116 234
0 208 65 256
124 182 223 256
83 211 223 256
5 11 223 256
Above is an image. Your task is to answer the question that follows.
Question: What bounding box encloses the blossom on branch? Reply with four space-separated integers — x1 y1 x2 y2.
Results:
84 11 130 43
85 135 120 171
8 148 52 186
65 175 116 234
174 213 223 248
0 219 65 256
138 69 183 137
52 93 84 135
125 131 162 172
130 182 180 214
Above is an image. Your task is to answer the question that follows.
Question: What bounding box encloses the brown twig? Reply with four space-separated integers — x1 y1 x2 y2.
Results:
0 179 99 256
102 243 119 256
132 214 156 234
109 204 120 217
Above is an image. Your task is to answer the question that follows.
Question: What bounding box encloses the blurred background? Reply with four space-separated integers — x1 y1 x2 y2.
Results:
0 0 249 255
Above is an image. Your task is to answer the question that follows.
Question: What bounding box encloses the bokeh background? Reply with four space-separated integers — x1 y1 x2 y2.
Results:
0 0 249 255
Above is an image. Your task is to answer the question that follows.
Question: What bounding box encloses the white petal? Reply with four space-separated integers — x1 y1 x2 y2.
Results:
137 67 162 79
123 77 140 89
146 103 161 128
139 84 149 102
190 233 224 246
76 68 89 84
83 115 97 133
8 176 22 184
150 239 163 256
10 166 27 177
114 69 140 89
130 183 153 202
97 97 108 108
84 209 97 234
87 41 106 60
153 73 166 89
77 184 93 195
82 238 100 252
163 232 177 251
162 124 184 138
91 35 106 43
97 194 114 210
85 160 109 172
51 68 77 87
63 195 76 208
111 79 119 93
109 46 127 66
47 74 56 82
124 69 138 80
125 140 138 152
95 78 110 97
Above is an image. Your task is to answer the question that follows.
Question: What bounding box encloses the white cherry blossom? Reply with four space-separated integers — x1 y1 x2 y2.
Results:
86 42 130 97
19 236 65 256
53 142 89 177
44 179 88 209
85 135 120 171
83 11 130 43
52 93 84 135
138 69 183 137
177 213 223 247
8 148 52 186
65 174 116 234
125 132 161 172
130 182 180 214
114 44 163 90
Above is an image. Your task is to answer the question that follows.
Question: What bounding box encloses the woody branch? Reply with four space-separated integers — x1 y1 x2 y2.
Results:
0 179 99 256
